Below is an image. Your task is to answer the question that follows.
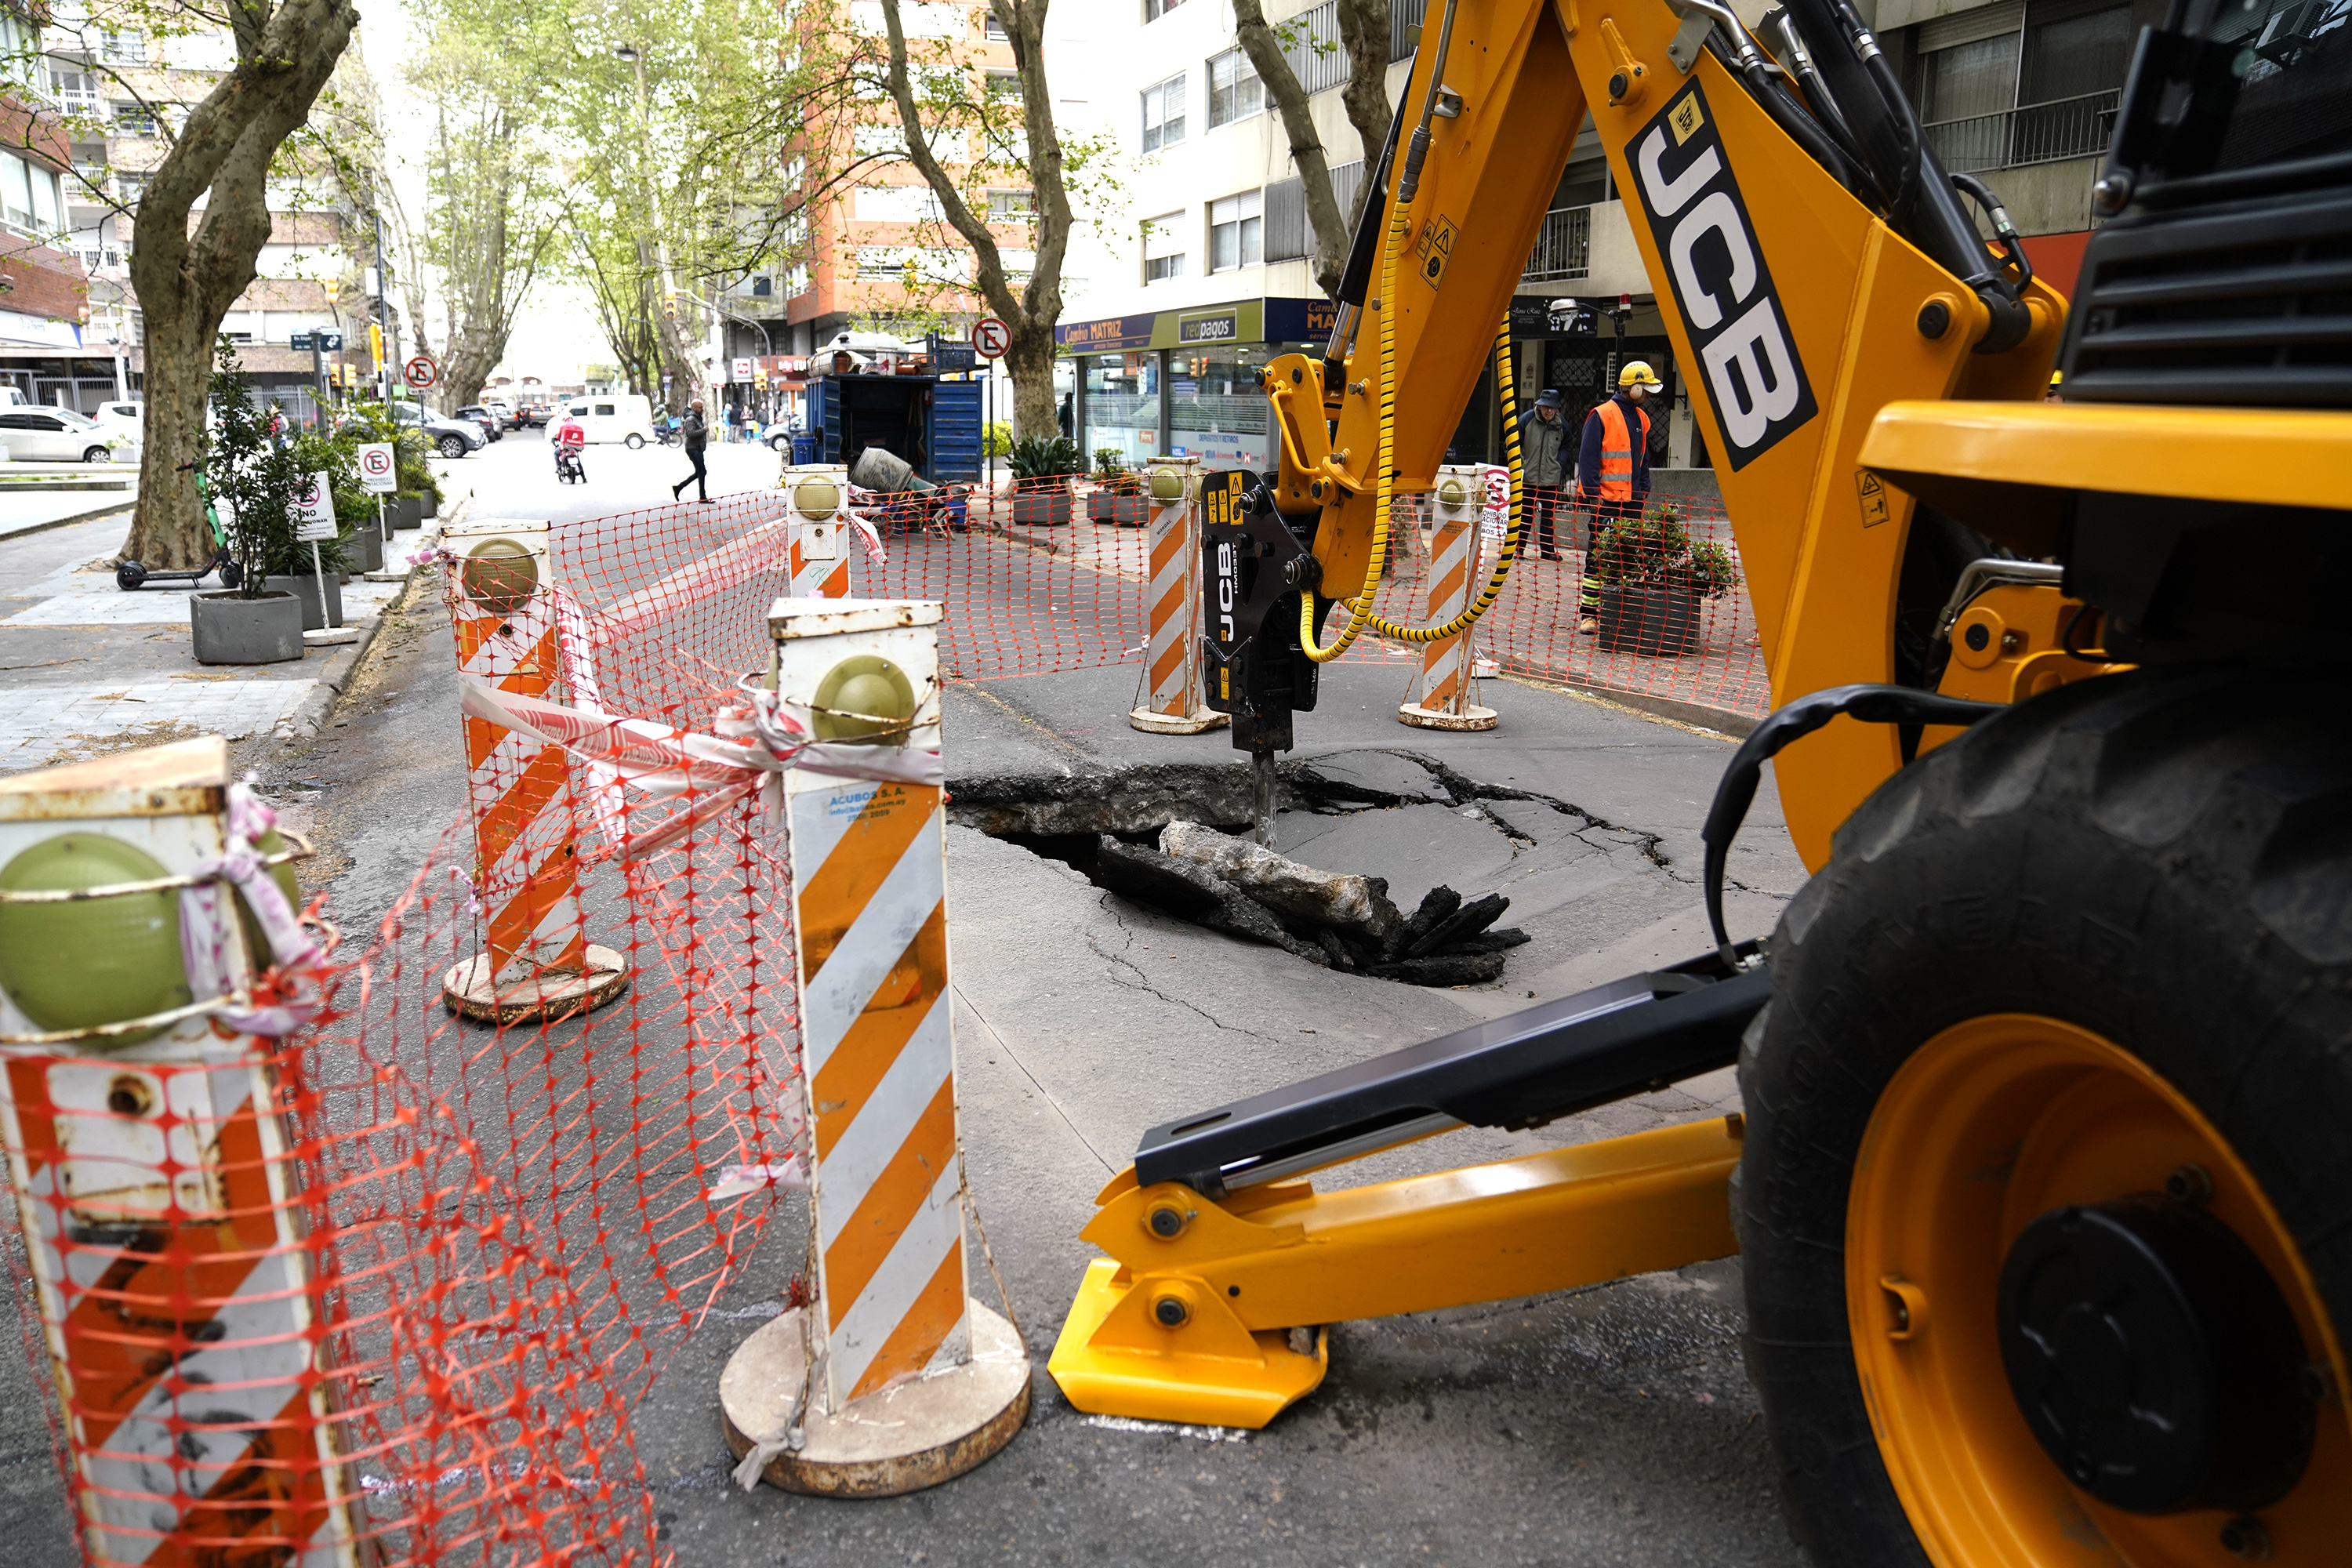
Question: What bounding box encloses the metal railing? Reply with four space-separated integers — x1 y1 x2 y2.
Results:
1524 205 1592 282
1922 89 2120 174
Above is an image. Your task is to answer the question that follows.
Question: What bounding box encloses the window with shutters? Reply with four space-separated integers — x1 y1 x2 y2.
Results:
1142 211 1185 283
1908 0 2130 172
1209 189 1261 271
1141 73 1185 151
1207 48 1261 127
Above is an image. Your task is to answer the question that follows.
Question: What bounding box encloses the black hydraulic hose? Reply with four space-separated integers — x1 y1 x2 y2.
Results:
1951 170 2034 289
1733 42 1874 200
1781 0 1911 212
1784 0 2034 354
1700 684 2002 969
1761 5 1864 176
1331 80 1410 313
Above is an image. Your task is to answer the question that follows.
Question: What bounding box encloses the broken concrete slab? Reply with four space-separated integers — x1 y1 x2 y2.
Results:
1290 750 1449 805
1409 891 1511 959
1090 836 1328 964
1160 819 1403 942
1276 800 1520 913
948 761 1265 836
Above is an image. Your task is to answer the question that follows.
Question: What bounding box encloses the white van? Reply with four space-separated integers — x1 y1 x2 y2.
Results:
564 394 655 448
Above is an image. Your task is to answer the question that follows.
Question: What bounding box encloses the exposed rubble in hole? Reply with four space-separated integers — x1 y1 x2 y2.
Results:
950 750 1671 986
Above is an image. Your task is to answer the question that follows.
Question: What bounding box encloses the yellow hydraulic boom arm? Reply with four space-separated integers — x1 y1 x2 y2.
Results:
1262 0 2065 866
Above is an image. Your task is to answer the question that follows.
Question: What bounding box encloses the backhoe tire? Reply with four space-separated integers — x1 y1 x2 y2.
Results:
1737 667 2352 1566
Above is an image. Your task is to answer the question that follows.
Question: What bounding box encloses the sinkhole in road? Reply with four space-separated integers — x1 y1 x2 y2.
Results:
948 750 1668 986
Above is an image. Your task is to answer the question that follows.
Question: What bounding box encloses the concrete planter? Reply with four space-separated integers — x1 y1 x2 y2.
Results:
1086 493 1150 525
345 530 384 575
390 494 424 530
265 573 344 631
191 590 303 666
420 492 440 519
1595 584 1702 657
1011 485 1074 525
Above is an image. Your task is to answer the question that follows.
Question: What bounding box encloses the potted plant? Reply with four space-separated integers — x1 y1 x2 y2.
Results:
1007 434 1083 525
1586 502 1741 657
1085 448 1151 525
350 402 430 528
191 340 304 665
262 428 361 619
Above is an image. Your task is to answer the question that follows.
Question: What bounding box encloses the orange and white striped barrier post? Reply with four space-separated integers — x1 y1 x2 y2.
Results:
1129 457 1225 735
439 516 629 1022
0 738 364 1565
782 465 854 599
1399 464 1501 731
719 597 1028 1497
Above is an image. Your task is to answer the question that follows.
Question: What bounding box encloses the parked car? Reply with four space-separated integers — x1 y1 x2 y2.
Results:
452 405 504 442
0 406 123 463
426 414 487 458
89 399 143 441
524 402 554 426
759 419 804 452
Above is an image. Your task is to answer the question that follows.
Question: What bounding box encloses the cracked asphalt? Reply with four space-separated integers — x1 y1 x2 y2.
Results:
0 443 1816 1563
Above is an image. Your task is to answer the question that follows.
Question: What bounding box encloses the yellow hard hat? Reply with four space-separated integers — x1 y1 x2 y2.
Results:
1619 360 1662 388
2049 369 2064 387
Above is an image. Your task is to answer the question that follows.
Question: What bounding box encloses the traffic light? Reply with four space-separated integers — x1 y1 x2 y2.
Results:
662 292 678 321
368 323 383 366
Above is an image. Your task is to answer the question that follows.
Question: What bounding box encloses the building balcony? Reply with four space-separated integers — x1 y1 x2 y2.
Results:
1519 199 1649 299
1923 89 2120 176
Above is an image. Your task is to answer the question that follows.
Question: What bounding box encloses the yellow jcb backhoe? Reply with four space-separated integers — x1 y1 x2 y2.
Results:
1047 1 2352 1563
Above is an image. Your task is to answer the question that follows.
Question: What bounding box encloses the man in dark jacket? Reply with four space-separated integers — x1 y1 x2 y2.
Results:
671 399 711 503
1513 388 1571 560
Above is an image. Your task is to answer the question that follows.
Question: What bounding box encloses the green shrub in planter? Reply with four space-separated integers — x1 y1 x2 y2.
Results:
1586 503 1741 658
1008 435 1083 525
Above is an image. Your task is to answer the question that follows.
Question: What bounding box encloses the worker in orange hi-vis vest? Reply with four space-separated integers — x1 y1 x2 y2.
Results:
1575 361 1660 634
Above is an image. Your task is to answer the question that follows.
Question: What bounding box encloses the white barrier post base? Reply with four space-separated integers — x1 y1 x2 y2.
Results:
1128 707 1229 735
1397 699 1500 731
440 943 630 1025
720 1303 1030 1497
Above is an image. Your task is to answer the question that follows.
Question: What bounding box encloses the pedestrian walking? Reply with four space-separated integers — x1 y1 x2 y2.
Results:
1575 362 1661 633
671 400 711 504
1514 388 1572 561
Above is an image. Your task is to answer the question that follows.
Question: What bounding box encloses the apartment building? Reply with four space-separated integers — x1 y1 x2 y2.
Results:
719 0 1046 426
41 9 373 416
1060 0 2141 475
0 3 96 408
1053 1 1427 470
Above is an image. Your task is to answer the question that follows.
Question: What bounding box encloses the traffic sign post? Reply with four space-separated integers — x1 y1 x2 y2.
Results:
972 318 1009 501
357 441 396 545
290 472 337 629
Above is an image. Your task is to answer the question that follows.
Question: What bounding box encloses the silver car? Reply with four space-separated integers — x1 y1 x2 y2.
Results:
0 407 119 463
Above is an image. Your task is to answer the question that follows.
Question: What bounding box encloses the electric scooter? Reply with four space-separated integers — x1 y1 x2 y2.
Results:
115 459 240 591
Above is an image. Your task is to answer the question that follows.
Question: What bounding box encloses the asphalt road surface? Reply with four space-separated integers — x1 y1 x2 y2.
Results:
0 430 1814 1567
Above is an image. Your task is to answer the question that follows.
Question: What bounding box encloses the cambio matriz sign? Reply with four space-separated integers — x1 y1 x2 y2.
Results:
1629 83 1817 471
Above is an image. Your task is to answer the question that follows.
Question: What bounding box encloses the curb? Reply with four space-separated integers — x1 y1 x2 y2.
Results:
0 496 136 544
1492 669 1761 738
274 492 473 743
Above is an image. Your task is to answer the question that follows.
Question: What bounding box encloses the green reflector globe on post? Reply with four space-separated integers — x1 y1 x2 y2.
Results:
812 656 916 746
0 835 191 1045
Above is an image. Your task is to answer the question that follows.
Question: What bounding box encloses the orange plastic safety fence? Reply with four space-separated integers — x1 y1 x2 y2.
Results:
547 478 1770 721
2 741 800 1566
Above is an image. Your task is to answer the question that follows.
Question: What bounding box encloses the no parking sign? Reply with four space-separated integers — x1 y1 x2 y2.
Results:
358 441 396 493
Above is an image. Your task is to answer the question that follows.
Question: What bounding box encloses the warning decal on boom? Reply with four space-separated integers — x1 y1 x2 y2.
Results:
1628 82 1817 473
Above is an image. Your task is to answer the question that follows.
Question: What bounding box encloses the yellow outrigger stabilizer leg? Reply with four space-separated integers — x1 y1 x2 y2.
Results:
1047 950 1769 1429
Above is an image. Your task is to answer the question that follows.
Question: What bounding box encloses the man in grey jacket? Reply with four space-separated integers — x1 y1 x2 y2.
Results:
1515 388 1570 560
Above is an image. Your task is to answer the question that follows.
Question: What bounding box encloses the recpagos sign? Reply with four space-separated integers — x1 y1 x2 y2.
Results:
1630 82 1816 471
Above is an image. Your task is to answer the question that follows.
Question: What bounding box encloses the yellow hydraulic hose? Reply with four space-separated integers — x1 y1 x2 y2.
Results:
1300 228 1526 661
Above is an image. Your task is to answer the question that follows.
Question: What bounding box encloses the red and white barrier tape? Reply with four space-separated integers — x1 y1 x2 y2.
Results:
456 675 942 862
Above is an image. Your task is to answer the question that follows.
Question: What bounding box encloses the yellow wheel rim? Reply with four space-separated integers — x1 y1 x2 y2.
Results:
1849 1014 2351 1566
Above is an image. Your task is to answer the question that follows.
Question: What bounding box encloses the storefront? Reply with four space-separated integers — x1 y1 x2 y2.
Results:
1055 297 1338 471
